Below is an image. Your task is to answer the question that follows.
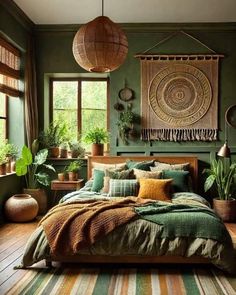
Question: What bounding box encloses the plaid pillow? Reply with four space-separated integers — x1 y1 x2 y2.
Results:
108 179 139 197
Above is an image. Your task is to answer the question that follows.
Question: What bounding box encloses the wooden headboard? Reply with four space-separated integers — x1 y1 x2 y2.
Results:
88 156 198 190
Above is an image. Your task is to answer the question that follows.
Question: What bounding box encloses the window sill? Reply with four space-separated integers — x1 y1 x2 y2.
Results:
0 172 16 178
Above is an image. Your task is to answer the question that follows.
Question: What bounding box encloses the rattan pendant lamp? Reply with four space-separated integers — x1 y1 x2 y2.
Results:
72 0 128 72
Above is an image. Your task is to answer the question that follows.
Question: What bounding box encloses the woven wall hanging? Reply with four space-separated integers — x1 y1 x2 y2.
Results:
135 32 223 142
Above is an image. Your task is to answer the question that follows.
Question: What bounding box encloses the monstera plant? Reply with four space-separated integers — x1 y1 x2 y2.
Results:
15 141 55 214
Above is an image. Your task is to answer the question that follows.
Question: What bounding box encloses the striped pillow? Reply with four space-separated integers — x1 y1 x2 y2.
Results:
108 179 139 197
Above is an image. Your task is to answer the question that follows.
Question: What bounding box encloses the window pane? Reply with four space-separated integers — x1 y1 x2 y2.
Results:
54 110 77 141
81 81 107 109
0 92 6 117
53 81 78 109
0 119 6 140
81 109 106 151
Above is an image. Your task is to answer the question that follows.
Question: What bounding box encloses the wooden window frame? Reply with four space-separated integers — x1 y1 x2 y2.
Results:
49 77 110 139
0 93 9 139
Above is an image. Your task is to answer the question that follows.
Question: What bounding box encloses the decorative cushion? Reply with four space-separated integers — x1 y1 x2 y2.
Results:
133 168 162 179
101 176 110 193
91 169 105 192
126 160 155 171
108 179 139 197
91 162 127 178
152 161 189 171
105 169 135 179
162 170 190 192
138 179 172 201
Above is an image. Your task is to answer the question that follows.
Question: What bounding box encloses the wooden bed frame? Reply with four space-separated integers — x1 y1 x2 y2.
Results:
47 155 209 266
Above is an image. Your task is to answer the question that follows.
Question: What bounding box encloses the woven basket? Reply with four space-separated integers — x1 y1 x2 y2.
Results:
72 16 128 72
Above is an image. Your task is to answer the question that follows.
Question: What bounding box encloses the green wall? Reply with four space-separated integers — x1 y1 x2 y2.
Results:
35 24 236 161
0 1 32 220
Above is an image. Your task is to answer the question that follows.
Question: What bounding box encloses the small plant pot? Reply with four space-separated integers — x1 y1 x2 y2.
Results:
49 147 60 158
91 143 104 156
60 149 68 158
6 159 12 173
0 163 7 175
58 173 65 181
213 198 236 222
71 150 79 158
68 172 78 181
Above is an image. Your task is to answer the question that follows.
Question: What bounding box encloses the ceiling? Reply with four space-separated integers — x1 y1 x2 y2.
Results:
13 0 236 25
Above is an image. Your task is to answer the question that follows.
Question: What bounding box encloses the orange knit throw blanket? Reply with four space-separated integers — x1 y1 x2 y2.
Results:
39 197 150 256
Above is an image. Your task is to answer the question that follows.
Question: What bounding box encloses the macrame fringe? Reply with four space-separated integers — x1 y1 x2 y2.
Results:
141 128 218 142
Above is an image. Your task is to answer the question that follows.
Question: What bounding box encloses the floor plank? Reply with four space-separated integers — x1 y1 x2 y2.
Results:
0 220 235 294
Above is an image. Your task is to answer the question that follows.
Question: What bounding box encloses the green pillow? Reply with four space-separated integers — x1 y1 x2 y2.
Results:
126 160 154 171
91 169 105 192
162 170 190 192
108 179 139 197
106 169 135 179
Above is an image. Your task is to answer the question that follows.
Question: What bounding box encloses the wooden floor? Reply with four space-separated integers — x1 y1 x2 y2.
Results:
0 220 235 294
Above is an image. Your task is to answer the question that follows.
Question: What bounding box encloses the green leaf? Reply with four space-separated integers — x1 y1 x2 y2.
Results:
21 146 32 165
35 172 50 186
15 158 27 176
204 175 216 192
34 149 48 165
43 164 56 172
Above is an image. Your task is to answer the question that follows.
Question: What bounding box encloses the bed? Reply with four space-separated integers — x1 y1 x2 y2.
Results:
18 156 236 273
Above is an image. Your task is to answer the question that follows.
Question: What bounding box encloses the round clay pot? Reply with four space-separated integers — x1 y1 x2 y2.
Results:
213 198 236 222
4 194 38 222
23 188 48 215
6 157 12 173
91 143 104 156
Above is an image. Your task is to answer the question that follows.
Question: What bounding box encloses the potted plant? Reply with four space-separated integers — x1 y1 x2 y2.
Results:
15 141 56 214
203 159 236 221
69 141 85 158
66 160 83 181
60 142 69 158
84 127 109 156
0 146 7 175
57 170 66 181
116 103 137 145
4 140 18 173
39 122 65 158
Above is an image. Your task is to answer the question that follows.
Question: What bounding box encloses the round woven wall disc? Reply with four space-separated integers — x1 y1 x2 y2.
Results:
226 105 236 128
119 87 133 101
149 64 212 127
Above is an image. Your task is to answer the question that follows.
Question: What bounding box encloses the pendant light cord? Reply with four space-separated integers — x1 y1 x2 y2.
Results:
102 0 104 16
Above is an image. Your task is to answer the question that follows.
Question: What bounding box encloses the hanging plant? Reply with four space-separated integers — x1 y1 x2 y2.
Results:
117 103 136 145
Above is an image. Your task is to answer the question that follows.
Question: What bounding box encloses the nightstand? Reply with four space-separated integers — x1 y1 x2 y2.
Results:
51 179 84 205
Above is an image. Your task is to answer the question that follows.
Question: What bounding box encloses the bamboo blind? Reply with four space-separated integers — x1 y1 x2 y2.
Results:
0 36 21 97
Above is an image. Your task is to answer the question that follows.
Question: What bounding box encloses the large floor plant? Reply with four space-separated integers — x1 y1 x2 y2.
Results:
204 159 236 200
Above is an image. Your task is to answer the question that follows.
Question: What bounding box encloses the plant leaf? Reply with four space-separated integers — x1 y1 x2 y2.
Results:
34 149 48 165
21 145 32 165
35 172 50 186
43 164 56 172
15 158 27 176
204 175 216 192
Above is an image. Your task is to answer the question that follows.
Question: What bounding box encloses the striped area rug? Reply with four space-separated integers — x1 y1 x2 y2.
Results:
6 265 236 295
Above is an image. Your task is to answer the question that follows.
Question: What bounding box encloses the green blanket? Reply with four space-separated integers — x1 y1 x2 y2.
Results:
135 203 231 243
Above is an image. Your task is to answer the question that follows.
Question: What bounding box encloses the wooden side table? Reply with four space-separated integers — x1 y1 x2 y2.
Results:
51 179 84 205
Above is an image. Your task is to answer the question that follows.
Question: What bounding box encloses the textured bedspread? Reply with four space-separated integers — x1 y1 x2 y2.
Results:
19 182 236 273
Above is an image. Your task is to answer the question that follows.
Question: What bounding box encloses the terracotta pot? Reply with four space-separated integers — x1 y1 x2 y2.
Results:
4 194 38 222
68 172 78 181
71 150 79 158
60 149 68 158
11 161 16 172
91 143 104 156
58 173 65 181
213 198 236 222
0 163 7 175
23 188 48 215
6 157 12 173
49 147 60 158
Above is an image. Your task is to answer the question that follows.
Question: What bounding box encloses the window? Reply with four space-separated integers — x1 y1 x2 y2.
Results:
51 78 109 151
0 92 8 140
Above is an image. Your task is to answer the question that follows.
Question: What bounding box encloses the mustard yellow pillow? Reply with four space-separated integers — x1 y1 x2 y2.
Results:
138 179 172 202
